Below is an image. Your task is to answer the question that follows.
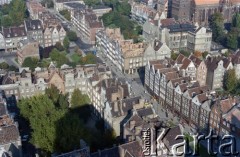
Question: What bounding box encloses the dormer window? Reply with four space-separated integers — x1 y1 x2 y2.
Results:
33 25 36 29
14 33 17 36
38 25 40 29
7 34 10 37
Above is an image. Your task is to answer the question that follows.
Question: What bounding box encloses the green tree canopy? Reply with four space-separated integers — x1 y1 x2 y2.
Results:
232 13 240 28
202 51 209 59
9 0 26 26
223 69 237 92
67 31 78 41
70 89 90 108
49 48 69 67
22 57 39 71
55 42 64 51
209 13 225 43
79 53 96 65
63 36 70 50
0 62 9 69
227 29 238 50
45 85 61 104
171 51 178 60
59 9 71 21
18 95 64 153
180 50 191 57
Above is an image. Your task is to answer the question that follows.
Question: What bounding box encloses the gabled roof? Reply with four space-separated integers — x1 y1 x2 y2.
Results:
180 58 192 70
176 54 186 64
0 125 19 145
2 26 27 38
160 125 183 150
189 55 202 67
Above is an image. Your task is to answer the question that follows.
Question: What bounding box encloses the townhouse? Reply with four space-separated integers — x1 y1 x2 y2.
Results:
96 28 171 74
206 57 226 90
104 96 144 136
72 9 103 44
0 95 22 157
27 1 46 20
130 2 157 24
24 19 44 47
2 26 28 51
143 18 213 52
209 98 236 135
89 78 130 119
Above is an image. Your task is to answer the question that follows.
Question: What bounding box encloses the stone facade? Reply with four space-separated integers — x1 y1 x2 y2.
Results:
96 28 171 74
17 39 40 65
72 9 103 44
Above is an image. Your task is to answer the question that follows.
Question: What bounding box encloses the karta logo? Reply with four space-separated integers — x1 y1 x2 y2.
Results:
142 128 240 156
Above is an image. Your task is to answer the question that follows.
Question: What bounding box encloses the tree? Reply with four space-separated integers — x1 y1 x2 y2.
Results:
63 36 70 50
18 95 64 153
59 10 71 21
232 13 240 28
22 57 39 71
49 48 69 67
209 13 225 43
171 51 178 60
180 50 191 57
67 31 78 41
79 53 96 65
55 42 64 51
194 51 202 58
1 16 12 27
9 0 26 26
223 69 237 92
70 89 90 108
0 62 9 69
227 29 238 50
202 51 209 59
45 85 61 104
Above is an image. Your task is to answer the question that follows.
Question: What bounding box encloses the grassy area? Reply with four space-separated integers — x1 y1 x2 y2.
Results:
70 53 81 63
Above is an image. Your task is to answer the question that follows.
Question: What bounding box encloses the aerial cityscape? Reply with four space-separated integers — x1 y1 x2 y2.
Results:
0 0 240 156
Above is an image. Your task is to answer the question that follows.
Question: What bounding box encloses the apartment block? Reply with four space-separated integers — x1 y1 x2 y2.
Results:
2 26 28 51
72 9 103 44
96 28 171 74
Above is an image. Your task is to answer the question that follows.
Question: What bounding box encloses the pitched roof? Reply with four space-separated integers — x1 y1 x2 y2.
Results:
25 19 43 31
180 58 192 69
110 96 141 117
186 86 209 98
2 26 27 38
176 54 186 64
161 125 183 150
136 107 154 118
219 98 236 114
0 125 19 145
189 55 202 67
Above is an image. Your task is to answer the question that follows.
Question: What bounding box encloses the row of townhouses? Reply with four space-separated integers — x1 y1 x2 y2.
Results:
96 28 171 74
0 93 22 157
0 18 66 51
143 17 212 52
144 55 240 135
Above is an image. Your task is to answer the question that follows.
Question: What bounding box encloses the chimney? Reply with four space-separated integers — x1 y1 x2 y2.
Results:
114 102 118 112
